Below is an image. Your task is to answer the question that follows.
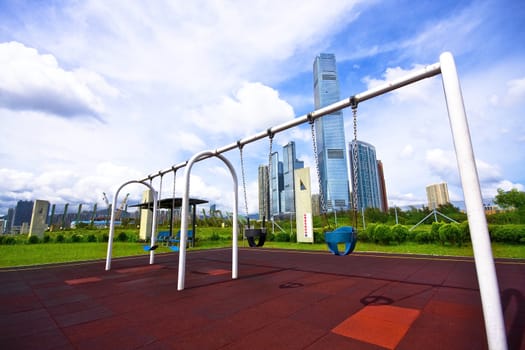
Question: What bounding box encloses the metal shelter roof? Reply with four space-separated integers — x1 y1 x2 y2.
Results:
129 197 208 209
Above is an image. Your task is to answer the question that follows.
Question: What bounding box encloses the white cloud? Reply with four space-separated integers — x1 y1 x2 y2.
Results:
425 149 457 180
363 64 440 104
506 77 525 103
0 41 118 119
400 144 414 158
188 82 295 137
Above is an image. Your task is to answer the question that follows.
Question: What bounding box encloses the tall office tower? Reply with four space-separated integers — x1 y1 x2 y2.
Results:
269 152 283 217
377 160 389 212
349 140 383 211
426 182 450 209
281 141 304 213
257 165 270 220
313 53 350 211
13 200 34 227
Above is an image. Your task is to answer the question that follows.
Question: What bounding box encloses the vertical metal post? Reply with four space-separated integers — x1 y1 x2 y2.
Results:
440 52 507 350
178 151 238 291
105 180 157 270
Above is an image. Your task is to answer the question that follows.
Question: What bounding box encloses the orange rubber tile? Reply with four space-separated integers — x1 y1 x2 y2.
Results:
332 305 420 349
65 276 102 285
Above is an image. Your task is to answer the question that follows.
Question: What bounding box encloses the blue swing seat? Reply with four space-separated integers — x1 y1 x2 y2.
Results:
143 231 171 251
324 226 357 256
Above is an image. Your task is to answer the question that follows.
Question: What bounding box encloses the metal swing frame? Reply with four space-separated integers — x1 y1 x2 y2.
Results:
104 53 506 349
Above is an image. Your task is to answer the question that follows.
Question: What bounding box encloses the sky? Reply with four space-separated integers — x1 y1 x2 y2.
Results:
0 0 524 216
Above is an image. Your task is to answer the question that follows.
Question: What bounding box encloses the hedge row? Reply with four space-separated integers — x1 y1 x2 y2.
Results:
0 231 140 245
355 222 524 245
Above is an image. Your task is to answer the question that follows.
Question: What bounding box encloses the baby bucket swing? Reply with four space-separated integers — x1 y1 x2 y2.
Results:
310 98 359 256
237 130 274 248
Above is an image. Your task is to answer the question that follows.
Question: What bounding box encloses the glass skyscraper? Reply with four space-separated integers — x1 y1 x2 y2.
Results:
349 140 383 210
266 142 304 217
281 141 304 213
269 152 283 217
313 53 350 211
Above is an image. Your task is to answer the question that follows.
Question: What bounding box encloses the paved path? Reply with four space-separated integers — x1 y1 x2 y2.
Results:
1 248 524 349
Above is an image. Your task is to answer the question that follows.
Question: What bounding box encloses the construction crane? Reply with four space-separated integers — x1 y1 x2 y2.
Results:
102 192 111 225
115 193 130 220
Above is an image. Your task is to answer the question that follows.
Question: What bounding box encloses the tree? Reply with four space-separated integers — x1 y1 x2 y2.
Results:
494 188 525 210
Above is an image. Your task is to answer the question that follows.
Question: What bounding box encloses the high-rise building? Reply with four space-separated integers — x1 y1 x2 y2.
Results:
377 160 389 212
269 152 283 217
281 141 304 213
313 53 350 211
266 142 305 217
13 200 34 227
426 182 450 208
257 165 270 220
349 140 384 211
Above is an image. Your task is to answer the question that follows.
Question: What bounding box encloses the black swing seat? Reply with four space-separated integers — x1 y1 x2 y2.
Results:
324 226 357 256
244 228 267 247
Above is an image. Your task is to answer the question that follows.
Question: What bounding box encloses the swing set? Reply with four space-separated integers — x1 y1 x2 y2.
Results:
104 53 506 348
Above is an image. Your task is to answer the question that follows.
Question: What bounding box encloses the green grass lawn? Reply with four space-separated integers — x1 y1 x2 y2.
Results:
0 240 523 268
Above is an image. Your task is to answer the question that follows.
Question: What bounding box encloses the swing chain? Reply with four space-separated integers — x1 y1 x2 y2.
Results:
238 144 250 221
310 117 327 214
266 131 274 221
351 105 359 228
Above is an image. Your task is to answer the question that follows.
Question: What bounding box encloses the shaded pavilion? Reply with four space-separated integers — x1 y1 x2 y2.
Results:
129 197 208 247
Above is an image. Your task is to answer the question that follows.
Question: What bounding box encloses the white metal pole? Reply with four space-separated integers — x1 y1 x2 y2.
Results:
105 193 119 271
178 151 239 290
105 180 157 270
149 190 158 265
440 52 507 350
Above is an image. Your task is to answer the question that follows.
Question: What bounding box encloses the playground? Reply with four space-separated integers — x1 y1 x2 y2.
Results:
96 53 513 347
1 248 524 349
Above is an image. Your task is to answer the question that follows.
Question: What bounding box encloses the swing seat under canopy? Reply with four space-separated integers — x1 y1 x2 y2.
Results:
324 226 357 256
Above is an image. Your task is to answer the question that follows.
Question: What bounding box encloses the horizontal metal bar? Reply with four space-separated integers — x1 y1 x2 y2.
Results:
139 61 442 183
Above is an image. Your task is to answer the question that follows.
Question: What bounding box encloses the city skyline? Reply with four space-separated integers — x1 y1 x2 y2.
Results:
0 1 523 215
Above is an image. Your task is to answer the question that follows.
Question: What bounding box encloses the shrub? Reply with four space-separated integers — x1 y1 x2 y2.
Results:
437 223 464 246
314 231 325 243
274 233 290 242
391 224 408 243
71 234 83 243
27 235 40 244
365 224 378 242
117 232 128 242
431 222 444 242
87 234 97 242
357 228 370 242
459 222 470 242
490 225 525 243
3 236 16 245
56 234 65 243
414 230 432 244
43 234 51 243
209 232 221 241
102 233 109 242
373 224 392 245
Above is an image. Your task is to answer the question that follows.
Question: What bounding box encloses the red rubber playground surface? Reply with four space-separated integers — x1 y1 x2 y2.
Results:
1 248 524 349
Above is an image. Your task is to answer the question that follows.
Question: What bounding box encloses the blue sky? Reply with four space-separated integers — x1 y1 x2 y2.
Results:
0 0 524 215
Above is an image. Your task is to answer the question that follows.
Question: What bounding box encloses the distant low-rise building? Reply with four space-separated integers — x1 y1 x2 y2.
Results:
426 182 450 209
